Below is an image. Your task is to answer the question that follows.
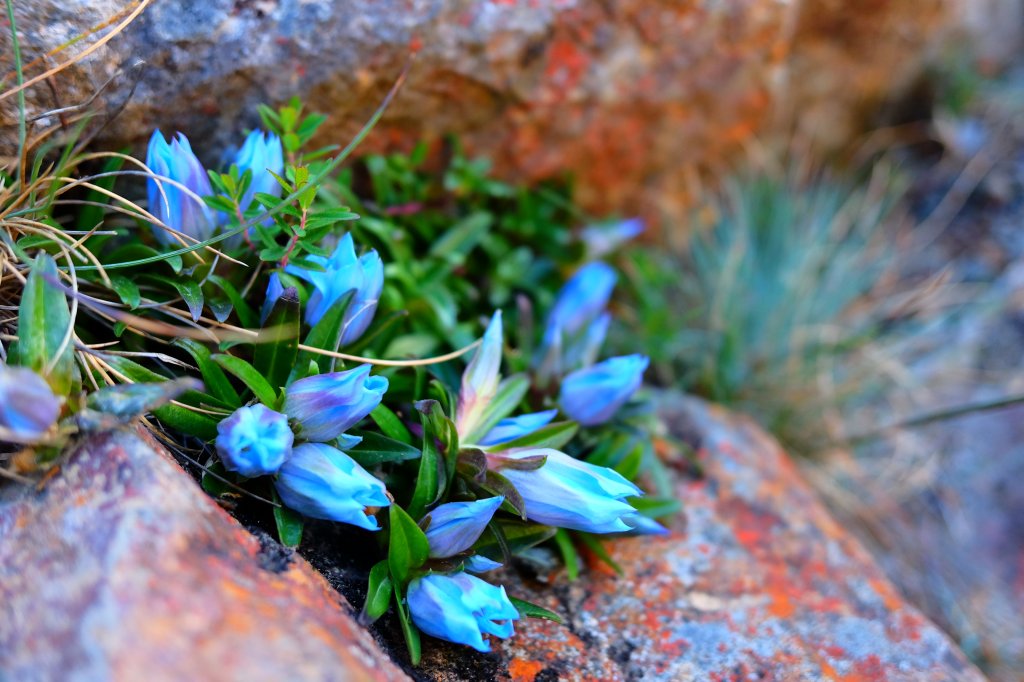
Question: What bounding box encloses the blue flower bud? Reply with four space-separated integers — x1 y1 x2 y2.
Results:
274 443 390 529
422 497 504 558
284 364 387 443
232 129 284 215
0 364 61 441
146 130 215 245
580 217 644 259
285 233 384 344
546 262 617 338
261 272 285 325
463 555 503 573
215 404 293 477
494 448 642 534
407 572 519 652
559 354 649 426
455 311 502 439
479 410 557 447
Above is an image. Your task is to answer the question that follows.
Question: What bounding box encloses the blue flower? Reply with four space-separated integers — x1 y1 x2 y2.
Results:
559 354 649 426
285 233 384 344
455 311 502 440
215 404 293 477
284 364 387 442
146 130 216 245
407 573 519 652
232 129 284 216
625 515 670 535
545 262 617 339
479 410 558 447
422 497 504 558
0 364 61 441
261 271 286 324
580 217 644 259
274 442 390 529
493 448 642 533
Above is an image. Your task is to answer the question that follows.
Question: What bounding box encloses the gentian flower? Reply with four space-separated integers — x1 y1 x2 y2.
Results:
232 129 284 215
455 311 502 440
580 217 644 259
625 515 670 536
146 130 216 244
491 448 642 533
463 555 503 573
559 354 649 426
285 233 384 344
407 573 519 652
261 271 286 324
274 442 390 530
215 404 293 477
478 410 558 447
284 364 387 443
0 364 60 440
422 497 504 558
545 262 617 338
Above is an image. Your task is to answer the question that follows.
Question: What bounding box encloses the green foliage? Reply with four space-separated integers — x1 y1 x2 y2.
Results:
616 169 903 453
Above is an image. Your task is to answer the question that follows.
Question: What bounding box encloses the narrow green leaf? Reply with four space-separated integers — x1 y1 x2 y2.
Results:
347 430 422 467
207 274 256 328
497 421 578 451
465 374 529 444
201 460 234 497
295 289 353 375
18 253 73 395
629 496 682 518
394 582 422 666
169 278 204 322
213 354 278 407
388 505 430 586
254 286 300 390
273 491 304 547
152 402 219 440
577 534 623 575
508 596 563 624
554 529 580 581
361 559 393 624
369 403 413 444
473 521 556 559
406 414 442 520
174 338 241 407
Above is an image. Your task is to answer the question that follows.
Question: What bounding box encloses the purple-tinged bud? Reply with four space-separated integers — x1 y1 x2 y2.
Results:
407 572 519 652
455 311 502 439
0 364 60 441
559 354 649 426
285 233 384 344
274 442 390 530
283 364 387 443
233 129 284 215
146 130 215 245
580 217 644 259
422 497 504 558
215 404 293 477
545 262 617 338
492 448 642 534
479 410 557 447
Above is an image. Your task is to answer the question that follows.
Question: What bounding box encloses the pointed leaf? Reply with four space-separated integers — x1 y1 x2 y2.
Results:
508 596 563 624
254 286 300 390
212 354 278 407
273 490 304 547
388 505 430 587
18 253 73 395
347 430 422 467
360 559 393 625
173 338 241 407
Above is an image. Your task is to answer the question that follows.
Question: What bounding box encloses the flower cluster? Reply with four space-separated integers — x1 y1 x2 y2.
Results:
215 363 390 529
146 129 283 245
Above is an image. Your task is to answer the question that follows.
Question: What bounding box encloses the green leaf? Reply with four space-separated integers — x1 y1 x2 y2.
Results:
212 354 278 407
173 338 241 407
554 529 580 581
406 412 442 520
273 491 304 547
508 596 563 624
428 211 492 264
295 290 353 375
629 496 682 518
254 286 300 390
152 402 219 440
361 559 393 624
109 275 141 309
18 253 73 395
388 504 430 587
577 534 623 575
200 460 234 497
369 403 413 444
77 154 125 231
474 521 556 559
496 421 578 451
347 430 422 467
169 278 204 322
206 274 256 328
465 374 529 444
613 442 644 481
393 582 422 666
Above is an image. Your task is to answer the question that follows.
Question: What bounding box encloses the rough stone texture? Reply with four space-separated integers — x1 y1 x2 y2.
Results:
409 395 987 681
0 428 410 682
3 0 1019 225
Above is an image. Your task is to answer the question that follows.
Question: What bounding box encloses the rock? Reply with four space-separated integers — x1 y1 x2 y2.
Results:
406 395 986 681
0 428 409 682
3 0 1017 225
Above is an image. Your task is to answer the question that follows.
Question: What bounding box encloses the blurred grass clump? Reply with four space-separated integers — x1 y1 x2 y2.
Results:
614 164 907 454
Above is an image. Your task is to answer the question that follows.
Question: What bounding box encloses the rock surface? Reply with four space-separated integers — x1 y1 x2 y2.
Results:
401 395 987 681
0 428 409 682
4 0 1019 224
